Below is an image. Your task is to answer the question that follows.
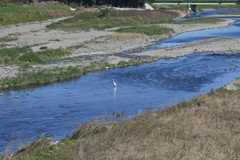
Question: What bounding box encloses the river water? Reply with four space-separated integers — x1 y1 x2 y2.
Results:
1 10 240 152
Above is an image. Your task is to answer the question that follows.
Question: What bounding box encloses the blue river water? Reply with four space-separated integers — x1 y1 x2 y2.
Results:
1 10 240 153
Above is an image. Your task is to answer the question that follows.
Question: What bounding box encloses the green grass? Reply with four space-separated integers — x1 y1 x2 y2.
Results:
0 4 74 26
0 46 31 64
197 5 240 11
0 66 82 87
0 36 17 49
47 10 179 31
0 4 38 14
115 25 174 36
173 18 224 24
0 47 70 65
0 58 146 88
0 36 17 43
0 4 70 14
0 44 8 48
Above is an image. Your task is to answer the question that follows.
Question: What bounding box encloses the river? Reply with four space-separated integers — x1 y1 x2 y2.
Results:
1 9 240 153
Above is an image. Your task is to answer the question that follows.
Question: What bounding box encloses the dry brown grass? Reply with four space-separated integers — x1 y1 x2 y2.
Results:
10 89 240 160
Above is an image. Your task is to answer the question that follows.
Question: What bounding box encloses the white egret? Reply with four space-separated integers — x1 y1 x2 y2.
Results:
70 8 76 11
113 79 117 87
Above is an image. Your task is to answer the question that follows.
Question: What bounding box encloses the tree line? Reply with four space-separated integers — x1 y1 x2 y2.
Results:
1 0 147 7
61 0 147 7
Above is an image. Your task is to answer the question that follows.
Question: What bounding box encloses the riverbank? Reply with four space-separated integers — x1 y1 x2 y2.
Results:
2 9 240 159
9 83 240 159
0 14 239 88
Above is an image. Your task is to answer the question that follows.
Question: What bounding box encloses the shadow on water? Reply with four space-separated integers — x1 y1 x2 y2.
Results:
1 9 240 153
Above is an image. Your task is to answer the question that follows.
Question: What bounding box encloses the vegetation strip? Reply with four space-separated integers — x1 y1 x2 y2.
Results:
0 4 75 26
0 47 70 65
172 18 224 24
46 10 179 31
115 25 174 36
0 59 146 88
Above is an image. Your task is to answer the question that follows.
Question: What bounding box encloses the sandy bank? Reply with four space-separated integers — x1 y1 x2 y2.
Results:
0 15 239 90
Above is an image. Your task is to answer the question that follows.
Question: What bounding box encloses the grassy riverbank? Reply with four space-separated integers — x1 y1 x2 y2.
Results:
0 4 74 26
0 59 146 88
0 4 228 88
4 89 240 159
0 47 71 65
46 9 179 31
1 5 182 88
1 5 240 159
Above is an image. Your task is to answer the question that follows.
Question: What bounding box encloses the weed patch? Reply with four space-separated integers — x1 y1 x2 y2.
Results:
0 36 17 43
0 47 70 65
109 32 145 39
47 10 179 31
0 66 82 87
115 25 174 36
0 4 74 26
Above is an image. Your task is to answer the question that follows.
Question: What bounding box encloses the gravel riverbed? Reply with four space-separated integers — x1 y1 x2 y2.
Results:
0 15 239 89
